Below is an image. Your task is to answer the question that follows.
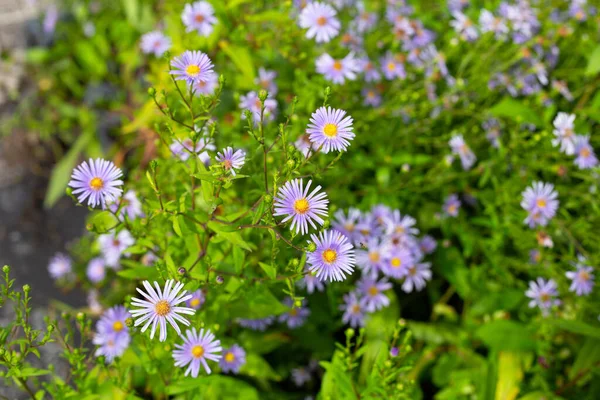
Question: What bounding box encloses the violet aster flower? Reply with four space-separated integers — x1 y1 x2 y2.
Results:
380 52 406 80
552 80 574 102
93 331 130 363
521 182 559 228
170 51 215 86
356 7 377 33
173 328 222 376
255 68 278 95
171 133 215 162
306 106 355 153
358 277 392 312
181 1 217 36
443 194 461 217
220 344 246 374
273 179 329 235
566 256 594 296
48 253 72 280
392 17 414 42
216 147 246 176
419 235 437 255
298 268 326 294
185 289 206 310
316 52 360 84
359 57 381 82
552 112 577 155
385 210 419 238
332 208 361 241
129 280 195 342
371 204 392 227
307 230 356 282
109 190 143 221
362 87 382 107
298 1 340 43
193 72 219 95
340 291 365 328
483 118 502 148
237 317 274 331
449 134 476 170
354 214 383 246
356 238 386 278
525 278 560 314
96 305 129 336
69 158 123 209
573 135 598 170
381 247 414 279
294 134 318 157
479 9 508 38
87 257 106 283
402 262 432 292
279 298 310 329
450 11 479 41
98 230 134 268
448 0 469 12
291 367 312 387
239 91 278 124
140 31 171 57
43 5 59 36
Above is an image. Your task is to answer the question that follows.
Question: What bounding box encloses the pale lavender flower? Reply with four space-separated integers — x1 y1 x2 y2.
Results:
298 1 340 43
381 247 413 279
521 182 559 228
371 204 392 227
255 68 278 95
96 306 129 335
307 230 355 282
380 52 406 80
340 292 365 328
359 57 381 82
529 249 541 264
448 0 469 12
87 257 106 283
170 51 215 86
185 289 206 310
237 317 274 331
574 135 598 170
356 7 377 33
566 257 594 296
402 262 432 292
48 253 72 280
385 210 419 238
173 328 222 376
419 235 437 255
294 134 318 157
193 73 219 95
181 1 217 36
449 134 476 170
316 52 360 84
483 118 502 148
239 91 278 124
93 331 130 363
354 214 383 246
391 18 414 42
140 31 171 57
358 277 392 312
129 280 195 342
298 269 326 294
43 5 59 35
220 344 246 374
552 113 576 150
216 147 246 176
525 278 560 314
98 230 134 268
552 80 573 102
279 298 310 329
362 87 382 107
141 251 158 267
170 135 215 162
69 158 123 209
479 9 508 38
450 11 479 41
356 238 386 278
273 179 329 235
292 367 312 387
87 289 103 314
332 208 361 240
443 194 461 217
306 106 355 153
109 190 143 220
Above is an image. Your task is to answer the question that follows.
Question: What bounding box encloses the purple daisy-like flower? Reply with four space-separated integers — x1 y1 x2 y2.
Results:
170 51 215 86
171 133 215 162
48 252 72 280
239 91 278 124
279 298 310 329
402 262 432 293
185 289 206 310
307 230 355 282
358 277 392 312
109 190 143 221
356 6 377 33
479 9 509 38
450 11 479 41
381 247 414 279
173 328 222 376
181 1 217 36
237 317 275 331
419 235 437 255
87 257 106 283
96 305 130 336
291 367 312 387
216 147 245 176
219 344 246 374
385 210 419 238
380 52 406 80
449 135 476 170
332 208 361 240
69 158 123 209
93 331 130 363
443 194 461 217
298 1 340 43
129 280 195 342
521 182 559 228
574 135 598 170
566 257 594 296
316 52 359 84
362 87 382 107
359 57 381 82
525 278 560 314
306 106 355 154
255 68 278 95
340 291 365 328
294 134 319 158
354 214 383 246
140 31 171 57
552 112 577 155
273 179 329 235
298 268 326 294
356 238 386 278
193 72 219 95
98 229 135 268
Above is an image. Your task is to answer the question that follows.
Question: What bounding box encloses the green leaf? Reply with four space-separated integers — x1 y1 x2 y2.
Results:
228 286 288 318
219 42 255 89
117 266 160 281
167 375 260 398
320 351 358 400
87 211 118 234
240 353 281 381
489 98 542 126
546 319 600 339
585 45 600 76
495 352 525 400
569 338 600 380
258 262 277 279
476 320 537 352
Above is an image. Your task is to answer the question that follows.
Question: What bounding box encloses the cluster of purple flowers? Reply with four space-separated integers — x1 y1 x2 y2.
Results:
552 112 598 170
93 306 131 363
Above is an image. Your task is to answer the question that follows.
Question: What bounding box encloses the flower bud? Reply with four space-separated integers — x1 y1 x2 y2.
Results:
390 347 399 357
258 90 268 102
345 328 355 338
76 312 86 322
264 194 273 204
22 284 30 293
306 242 316 252
148 87 157 97
125 318 134 328
286 159 295 169
2 265 9 274
177 267 186 275
215 275 224 285
47 325 54 333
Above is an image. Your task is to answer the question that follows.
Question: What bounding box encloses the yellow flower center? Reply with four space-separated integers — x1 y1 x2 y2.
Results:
369 252 380 262
223 160 233 169
195 14 205 23
190 298 201 308
323 123 338 137
322 249 337 263
536 199 546 208
344 223 355 232
154 300 171 316
186 64 201 77
540 293 550 302
368 286 378 296
317 16 327 26
192 345 205 358
395 226 405 234
352 304 361 313
360 229 370 235
90 177 104 191
391 257 401 268
294 198 310 214
113 321 124 332
225 352 235 362
579 271 590 281
408 266 417 276
565 128 573 138
447 204 457 214
387 62 396 71
333 61 343 71
580 147 591 158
